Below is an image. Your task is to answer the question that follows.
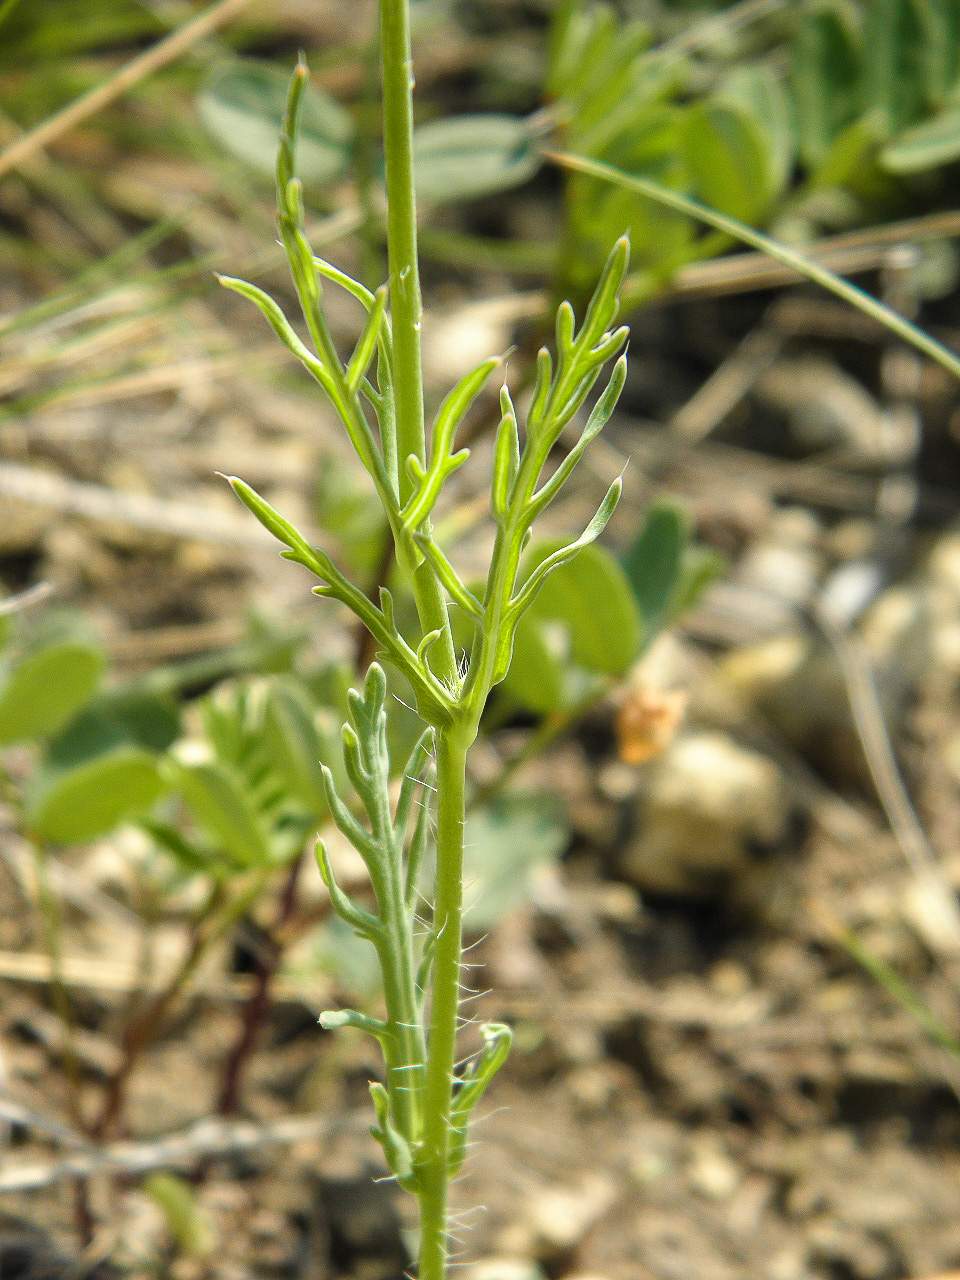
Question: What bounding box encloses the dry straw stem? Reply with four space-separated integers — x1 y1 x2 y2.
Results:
0 459 275 549
0 1112 348 1194
665 208 960 302
0 0 255 181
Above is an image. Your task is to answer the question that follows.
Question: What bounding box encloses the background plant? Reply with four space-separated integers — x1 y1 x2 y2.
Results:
0 490 703 1157
197 0 960 312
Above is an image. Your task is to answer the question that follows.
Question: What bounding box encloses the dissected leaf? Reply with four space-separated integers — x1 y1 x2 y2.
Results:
27 747 164 844
197 59 354 184
412 114 540 201
0 640 105 746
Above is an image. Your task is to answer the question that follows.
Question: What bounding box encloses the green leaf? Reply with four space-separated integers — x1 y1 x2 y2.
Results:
621 501 687 640
500 617 569 714
197 59 354 185
140 819 213 877
909 0 960 105
671 545 726 621
549 149 960 383
568 107 694 286
412 114 540 202
261 677 342 819
0 640 105 746
167 756 274 869
27 747 164 844
806 111 883 191
717 63 796 199
790 3 862 167
462 794 569 930
880 105 960 171
143 1173 216 1260
862 0 924 134
314 453 388 580
682 100 774 223
516 539 642 677
310 915 381 997
621 502 725 641
47 688 180 768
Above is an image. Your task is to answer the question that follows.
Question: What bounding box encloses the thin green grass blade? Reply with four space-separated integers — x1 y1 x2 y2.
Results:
545 149 960 384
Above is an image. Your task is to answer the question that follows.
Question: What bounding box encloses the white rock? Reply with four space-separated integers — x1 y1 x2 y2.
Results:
687 1136 741 1200
465 1260 546 1280
500 1173 617 1260
622 732 792 898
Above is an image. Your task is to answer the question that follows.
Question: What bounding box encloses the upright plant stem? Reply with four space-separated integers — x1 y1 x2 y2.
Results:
378 0 457 678
378 0 425 492
377 5 470 1271
417 724 469 1280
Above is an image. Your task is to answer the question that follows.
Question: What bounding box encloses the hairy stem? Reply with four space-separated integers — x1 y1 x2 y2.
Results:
374 836 427 1144
416 723 469 1280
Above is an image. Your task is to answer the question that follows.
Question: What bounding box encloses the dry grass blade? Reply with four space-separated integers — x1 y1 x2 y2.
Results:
0 582 54 616
664 209 960 302
814 604 960 954
0 0 255 181
0 461 275 549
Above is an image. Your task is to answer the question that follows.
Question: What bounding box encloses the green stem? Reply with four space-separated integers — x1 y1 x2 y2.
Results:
378 0 457 683
376 839 427 1144
416 722 470 1280
379 0 425 495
